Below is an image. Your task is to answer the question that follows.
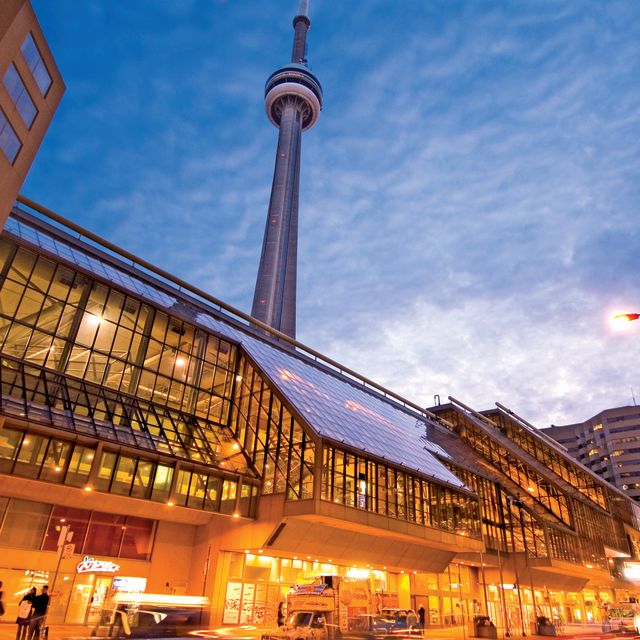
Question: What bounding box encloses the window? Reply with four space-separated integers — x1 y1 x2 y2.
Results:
42 506 90 551
0 428 22 472
13 433 48 479
0 498 50 549
150 464 173 502
66 445 95 487
95 451 118 491
21 33 52 96
111 454 137 495
3 64 37 127
0 110 21 163
39 439 73 483
85 512 125 556
119 516 155 560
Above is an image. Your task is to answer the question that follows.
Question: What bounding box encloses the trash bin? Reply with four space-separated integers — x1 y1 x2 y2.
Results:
469 616 498 638
536 616 557 636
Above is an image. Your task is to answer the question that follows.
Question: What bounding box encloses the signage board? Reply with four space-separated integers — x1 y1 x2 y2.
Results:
76 556 120 574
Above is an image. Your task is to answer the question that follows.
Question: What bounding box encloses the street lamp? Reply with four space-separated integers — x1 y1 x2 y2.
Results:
610 312 640 330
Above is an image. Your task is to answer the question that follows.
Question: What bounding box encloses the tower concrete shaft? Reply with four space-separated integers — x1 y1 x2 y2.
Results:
251 2 322 339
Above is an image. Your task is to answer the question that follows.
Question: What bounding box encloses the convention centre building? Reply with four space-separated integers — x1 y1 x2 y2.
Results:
1 0 640 635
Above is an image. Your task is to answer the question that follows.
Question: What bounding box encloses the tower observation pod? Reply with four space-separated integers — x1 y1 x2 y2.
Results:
251 0 323 340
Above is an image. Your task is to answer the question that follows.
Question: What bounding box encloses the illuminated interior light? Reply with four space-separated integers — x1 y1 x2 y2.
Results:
83 485 93 492
60 519 66 523
86 314 102 326
166 500 175 507
233 513 240 519
258 549 263 553
232 443 240 450
175 356 186 367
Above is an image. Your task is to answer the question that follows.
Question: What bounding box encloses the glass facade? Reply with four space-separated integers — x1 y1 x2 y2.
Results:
485 410 607 509
439 405 626 570
321 444 481 537
0 497 155 560
0 235 266 515
233 354 315 500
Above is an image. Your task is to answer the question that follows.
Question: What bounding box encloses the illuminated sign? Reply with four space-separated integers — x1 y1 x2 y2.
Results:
500 584 517 590
76 556 120 574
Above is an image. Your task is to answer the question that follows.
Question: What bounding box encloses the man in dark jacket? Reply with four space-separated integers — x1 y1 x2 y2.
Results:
28 586 49 640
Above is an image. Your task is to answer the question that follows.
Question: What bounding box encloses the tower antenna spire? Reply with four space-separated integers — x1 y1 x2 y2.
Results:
251 2 322 339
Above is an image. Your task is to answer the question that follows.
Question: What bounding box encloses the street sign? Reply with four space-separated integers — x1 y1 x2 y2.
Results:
62 543 75 559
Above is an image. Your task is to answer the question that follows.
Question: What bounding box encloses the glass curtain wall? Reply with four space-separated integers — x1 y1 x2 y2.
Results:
321 444 481 537
231 354 315 500
0 238 237 425
442 441 616 570
487 411 607 509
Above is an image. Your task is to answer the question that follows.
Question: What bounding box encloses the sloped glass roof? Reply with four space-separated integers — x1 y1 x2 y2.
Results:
5 212 466 490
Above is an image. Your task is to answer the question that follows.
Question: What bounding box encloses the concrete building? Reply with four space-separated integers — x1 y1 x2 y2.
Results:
544 406 640 502
0 0 64 226
1 1 640 637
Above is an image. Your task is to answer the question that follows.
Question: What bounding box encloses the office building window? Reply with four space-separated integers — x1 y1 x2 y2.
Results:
21 33 52 96
0 498 51 549
0 110 21 163
3 64 37 127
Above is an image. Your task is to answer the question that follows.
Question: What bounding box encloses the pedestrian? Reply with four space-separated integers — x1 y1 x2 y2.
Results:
277 601 285 626
0 581 5 617
28 586 49 640
418 605 425 631
16 588 36 640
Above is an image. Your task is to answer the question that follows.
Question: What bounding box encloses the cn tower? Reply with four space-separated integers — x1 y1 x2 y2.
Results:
251 0 322 339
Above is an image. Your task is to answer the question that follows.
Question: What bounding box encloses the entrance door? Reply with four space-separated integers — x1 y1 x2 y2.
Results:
86 577 113 624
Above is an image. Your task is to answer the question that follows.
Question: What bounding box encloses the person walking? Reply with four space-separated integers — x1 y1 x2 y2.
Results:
277 601 285 626
418 605 425 635
28 586 49 640
16 588 36 640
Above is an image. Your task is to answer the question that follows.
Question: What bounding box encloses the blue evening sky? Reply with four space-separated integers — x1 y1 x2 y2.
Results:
25 0 640 426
